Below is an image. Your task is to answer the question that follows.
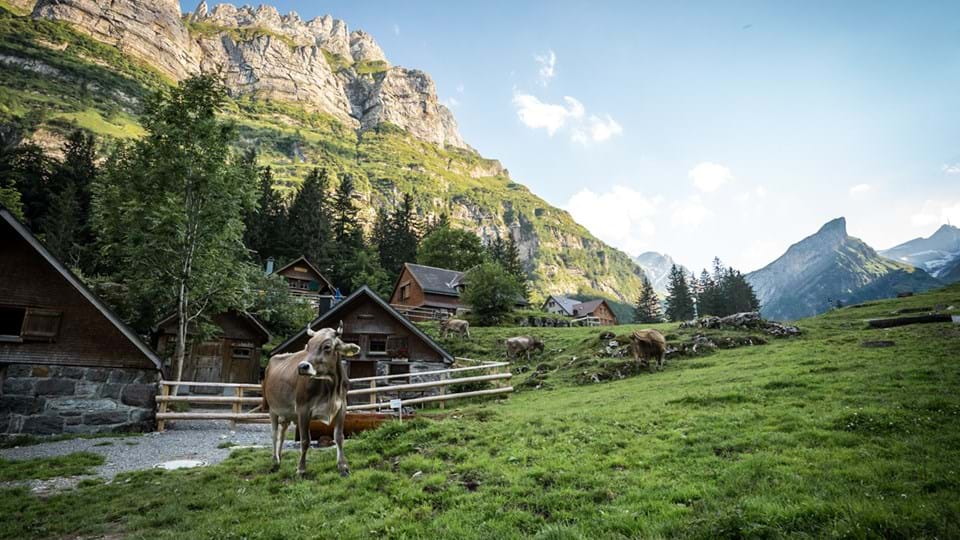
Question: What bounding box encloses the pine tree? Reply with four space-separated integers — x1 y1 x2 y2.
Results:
286 167 334 270
380 193 419 276
633 274 662 323
487 233 505 265
664 264 695 322
329 174 366 291
502 233 529 302
244 165 287 262
372 206 391 272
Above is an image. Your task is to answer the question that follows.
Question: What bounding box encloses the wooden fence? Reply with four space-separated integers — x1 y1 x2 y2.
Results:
155 359 511 431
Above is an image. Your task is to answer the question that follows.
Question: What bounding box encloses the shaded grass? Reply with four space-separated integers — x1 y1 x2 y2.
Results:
0 452 104 482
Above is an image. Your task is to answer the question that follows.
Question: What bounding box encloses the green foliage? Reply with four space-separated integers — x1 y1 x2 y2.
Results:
0 452 104 481
39 129 97 272
242 268 314 351
243 164 287 263
329 174 370 292
93 75 256 347
633 274 662 323
665 264 695 322
321 50 352 72
183 19 298 50
285 167 334 273
694 257 761 317
354 59 389 75
418 225 486 271
462 262 522 326
378 193 420 277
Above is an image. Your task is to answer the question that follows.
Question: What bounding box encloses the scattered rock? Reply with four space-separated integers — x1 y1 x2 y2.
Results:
680 311 800 337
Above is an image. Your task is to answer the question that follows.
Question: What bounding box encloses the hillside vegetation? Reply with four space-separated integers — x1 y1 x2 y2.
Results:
0 6 644 304
3 285 958 538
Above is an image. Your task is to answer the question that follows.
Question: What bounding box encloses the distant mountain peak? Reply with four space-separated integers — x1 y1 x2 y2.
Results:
815 216 847 238
880 222 960 280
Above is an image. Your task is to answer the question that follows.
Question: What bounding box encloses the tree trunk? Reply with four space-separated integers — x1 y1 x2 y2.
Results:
171 281 189 397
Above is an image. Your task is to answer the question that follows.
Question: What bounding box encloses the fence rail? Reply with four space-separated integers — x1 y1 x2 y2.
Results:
155 359 511 431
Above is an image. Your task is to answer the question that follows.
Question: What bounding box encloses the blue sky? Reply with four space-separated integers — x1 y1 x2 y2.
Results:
212 1 960 272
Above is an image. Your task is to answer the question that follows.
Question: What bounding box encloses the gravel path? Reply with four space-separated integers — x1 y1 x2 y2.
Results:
0 420 296 480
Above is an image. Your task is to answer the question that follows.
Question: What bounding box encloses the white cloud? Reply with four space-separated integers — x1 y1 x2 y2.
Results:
942 163 960 174
571 115 623 144
849 183 872 196
392 24 400 36
512 93 584 136
689 162 733 193
911 200 960 227
442 97 460 109
535 50 557 86
565 186 660 255
671 196 713 227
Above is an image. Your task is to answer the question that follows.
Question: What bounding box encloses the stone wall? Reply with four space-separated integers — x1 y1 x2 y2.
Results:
0 363 159 435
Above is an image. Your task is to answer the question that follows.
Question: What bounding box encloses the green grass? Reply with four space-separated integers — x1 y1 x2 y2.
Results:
0 431 142 449
2 285 958 538
0 452 104 482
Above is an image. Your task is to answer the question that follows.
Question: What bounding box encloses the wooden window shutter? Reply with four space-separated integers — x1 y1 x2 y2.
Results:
21 308 62 342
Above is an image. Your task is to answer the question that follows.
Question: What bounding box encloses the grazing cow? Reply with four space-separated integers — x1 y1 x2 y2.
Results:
262 322 360 477
630 329 666 372
440 318 471 339
505 336 545 361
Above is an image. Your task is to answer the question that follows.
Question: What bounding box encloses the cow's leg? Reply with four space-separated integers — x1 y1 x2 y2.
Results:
648 354 656 373
334 406 349 477
465 326 471 339
275 419 290 469
297 411 311 477
658 352 665 370
270 413 281 471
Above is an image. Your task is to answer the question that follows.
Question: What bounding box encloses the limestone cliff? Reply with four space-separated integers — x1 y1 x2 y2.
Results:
31 0 465 148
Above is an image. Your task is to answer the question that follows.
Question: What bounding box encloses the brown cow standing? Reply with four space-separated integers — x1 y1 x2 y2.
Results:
505 336 545 361
630 329 667 372
262 323 360 477
440 318 470 339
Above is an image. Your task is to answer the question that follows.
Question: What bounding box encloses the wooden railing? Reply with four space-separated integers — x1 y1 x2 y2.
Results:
389 304 454 321
155 359 511 431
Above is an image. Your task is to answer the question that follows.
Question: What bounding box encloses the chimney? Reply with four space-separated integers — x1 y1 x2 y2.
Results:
265 257 275 275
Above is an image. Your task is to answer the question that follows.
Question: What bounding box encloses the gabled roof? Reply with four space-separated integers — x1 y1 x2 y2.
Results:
543 294 578 316
573 299 606 316
402 263 465 297
0 206 162 370
154 310 271 342
270 286 454 363
273 256 334 291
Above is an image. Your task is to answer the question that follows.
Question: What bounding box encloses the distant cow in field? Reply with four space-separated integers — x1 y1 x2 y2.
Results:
440 318 471 339
262 322 360 477
630 329 666 372
505 336 545 361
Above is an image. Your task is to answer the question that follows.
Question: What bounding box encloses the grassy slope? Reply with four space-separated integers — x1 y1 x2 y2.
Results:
0 7 644 304
3 285 959 539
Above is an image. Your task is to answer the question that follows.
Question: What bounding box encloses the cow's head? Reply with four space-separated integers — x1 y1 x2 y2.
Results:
533 337 545 352
297 321 361 380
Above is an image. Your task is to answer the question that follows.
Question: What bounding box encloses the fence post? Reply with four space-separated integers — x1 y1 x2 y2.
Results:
157 383 170 432
439 372 446 410
369 379 376 406
231 387 243 428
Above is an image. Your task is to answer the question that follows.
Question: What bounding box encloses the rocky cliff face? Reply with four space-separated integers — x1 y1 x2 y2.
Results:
745 217 942 320
879 224 960 279
31 0 465 148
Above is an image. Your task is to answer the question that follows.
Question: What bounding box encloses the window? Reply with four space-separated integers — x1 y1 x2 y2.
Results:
368 337 388 356
386 336 409 358
0 307 25 342
232 347 253 359
399 285 409 301
0 307 61 343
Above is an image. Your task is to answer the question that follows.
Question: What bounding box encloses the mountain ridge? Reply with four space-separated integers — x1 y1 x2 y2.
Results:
879 224 960 280
745 217 942 320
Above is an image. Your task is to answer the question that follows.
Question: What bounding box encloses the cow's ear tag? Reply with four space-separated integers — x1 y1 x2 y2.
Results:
340 343 360 357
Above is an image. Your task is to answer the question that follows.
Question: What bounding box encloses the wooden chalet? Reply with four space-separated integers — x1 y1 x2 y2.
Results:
389 262 528 320
272 286 453 403
272 256 337 310
0 206 162 435
153 311 270 391
542 294 618 326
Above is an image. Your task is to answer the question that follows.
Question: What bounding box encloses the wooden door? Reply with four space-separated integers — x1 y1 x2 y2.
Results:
192 340 222 394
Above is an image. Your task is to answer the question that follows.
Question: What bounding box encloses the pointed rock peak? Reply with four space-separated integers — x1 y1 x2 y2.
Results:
193 0 208 18
817 217 847 236
933 223 960 236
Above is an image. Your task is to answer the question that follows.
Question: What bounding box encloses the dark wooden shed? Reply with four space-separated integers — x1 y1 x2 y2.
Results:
0 206 161 435
153 311 270 390
272 286 453 403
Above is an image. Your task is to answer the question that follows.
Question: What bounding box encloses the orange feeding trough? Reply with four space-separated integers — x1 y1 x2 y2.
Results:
305 411 405 439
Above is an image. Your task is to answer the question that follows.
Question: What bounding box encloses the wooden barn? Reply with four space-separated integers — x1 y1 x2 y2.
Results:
541 295 618 326
0 206 162 435
389 262 528 320
153 311 270 391
272 286 453 403
272 256 337 310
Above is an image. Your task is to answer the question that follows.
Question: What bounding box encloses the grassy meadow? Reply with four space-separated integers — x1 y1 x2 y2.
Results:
2 285 959 538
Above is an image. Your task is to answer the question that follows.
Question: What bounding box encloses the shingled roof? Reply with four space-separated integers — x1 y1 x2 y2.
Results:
404 263 465 297
573 299 605 317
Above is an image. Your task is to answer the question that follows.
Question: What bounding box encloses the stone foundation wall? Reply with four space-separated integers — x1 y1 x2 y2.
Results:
0 363 159 435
